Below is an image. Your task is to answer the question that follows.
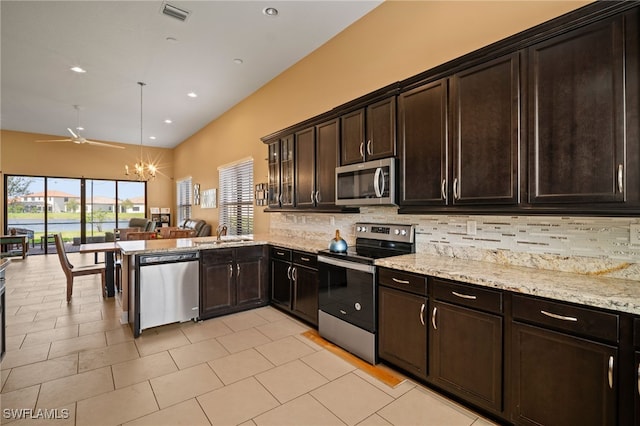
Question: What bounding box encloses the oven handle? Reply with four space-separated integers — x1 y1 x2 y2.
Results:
317 255 376 274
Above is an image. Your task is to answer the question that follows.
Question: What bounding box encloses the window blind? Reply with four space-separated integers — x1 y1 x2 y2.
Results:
219 158 253 235
176 177 192 224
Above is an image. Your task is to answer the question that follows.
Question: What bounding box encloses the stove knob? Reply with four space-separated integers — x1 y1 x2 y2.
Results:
361 226 367 232
394 229 400 235
400 230 407 236
356 226 361 232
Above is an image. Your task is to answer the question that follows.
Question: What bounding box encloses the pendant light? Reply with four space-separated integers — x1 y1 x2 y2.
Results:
125 82 157 181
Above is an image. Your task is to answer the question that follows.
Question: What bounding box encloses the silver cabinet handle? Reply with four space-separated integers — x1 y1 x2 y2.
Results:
228 264 233 279
278 193 283 204
314 191 320 204
276 251 285 256
311 191 315 203
540 310 578 322
452 291 477 300
300 257 310 262
237 264 240 278
419 303 425 326
392 277 410 284
287 265 292 280
292 266 297 282
608 355 614 389
453 178 459 200
617 164 624 193
359 142 364 159
441 179 446 200
431 306 438 330
367 140 373 156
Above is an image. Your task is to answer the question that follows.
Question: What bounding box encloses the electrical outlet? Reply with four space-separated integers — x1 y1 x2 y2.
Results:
466 220 477 236
631 224 640 244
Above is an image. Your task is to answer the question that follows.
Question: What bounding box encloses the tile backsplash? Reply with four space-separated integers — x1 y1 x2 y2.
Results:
269 207 640 281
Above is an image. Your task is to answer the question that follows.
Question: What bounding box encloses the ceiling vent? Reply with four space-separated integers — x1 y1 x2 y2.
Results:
161 2 190 22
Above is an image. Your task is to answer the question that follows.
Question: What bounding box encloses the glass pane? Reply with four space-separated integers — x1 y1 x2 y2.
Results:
118 181 146 228
47 177 82 254
85 179 116 242
5 176 44 254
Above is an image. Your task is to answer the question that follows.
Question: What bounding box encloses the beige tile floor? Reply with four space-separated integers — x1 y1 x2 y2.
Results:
0 253 499 426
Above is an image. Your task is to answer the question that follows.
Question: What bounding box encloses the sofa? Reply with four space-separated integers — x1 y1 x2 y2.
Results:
179 219 211 237
112 218 157 240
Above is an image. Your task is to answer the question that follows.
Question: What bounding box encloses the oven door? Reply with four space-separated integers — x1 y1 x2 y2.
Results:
317 255 376 333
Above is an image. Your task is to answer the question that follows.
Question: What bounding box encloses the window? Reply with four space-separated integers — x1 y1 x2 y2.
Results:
176 177 192 225
219 158 253 235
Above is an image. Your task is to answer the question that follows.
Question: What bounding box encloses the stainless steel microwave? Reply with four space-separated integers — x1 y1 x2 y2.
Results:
335 158 396 206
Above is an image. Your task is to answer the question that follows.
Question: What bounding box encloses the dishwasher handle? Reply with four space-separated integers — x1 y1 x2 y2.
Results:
139 252 199 265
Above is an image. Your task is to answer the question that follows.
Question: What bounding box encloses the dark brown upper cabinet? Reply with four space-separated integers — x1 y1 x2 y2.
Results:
451 53 520 206
294 127 316 208
341 97 397 165
314 118 340 208
267 134 295 209
398 79 448 206
528 13 629 205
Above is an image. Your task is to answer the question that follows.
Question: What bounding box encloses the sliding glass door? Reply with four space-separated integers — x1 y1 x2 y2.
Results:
4 175 146 255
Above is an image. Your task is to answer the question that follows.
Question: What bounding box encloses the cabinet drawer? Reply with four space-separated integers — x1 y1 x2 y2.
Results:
512 294 619 343
378 268 427 296
431 278 502 314
270 247 291 261
293 251 317 268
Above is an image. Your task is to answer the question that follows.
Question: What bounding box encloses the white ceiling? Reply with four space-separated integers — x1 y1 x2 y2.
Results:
1 1 381 148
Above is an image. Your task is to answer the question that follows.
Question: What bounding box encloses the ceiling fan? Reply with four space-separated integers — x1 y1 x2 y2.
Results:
35 105 124 149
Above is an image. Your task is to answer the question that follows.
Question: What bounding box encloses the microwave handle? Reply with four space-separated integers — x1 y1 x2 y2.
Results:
374 167 384 198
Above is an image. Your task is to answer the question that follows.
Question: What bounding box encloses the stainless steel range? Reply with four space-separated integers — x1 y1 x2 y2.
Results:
317 222 415 364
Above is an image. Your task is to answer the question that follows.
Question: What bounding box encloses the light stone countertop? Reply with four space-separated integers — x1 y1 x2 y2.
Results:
116 234 639 316
375 253 640 316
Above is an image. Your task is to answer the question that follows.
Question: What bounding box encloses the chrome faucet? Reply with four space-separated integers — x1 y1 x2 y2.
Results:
216 224 228 241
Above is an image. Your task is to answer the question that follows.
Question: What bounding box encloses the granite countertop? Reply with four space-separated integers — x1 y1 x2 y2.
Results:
116 234 639 315
375 253 640 316
0 258 9 273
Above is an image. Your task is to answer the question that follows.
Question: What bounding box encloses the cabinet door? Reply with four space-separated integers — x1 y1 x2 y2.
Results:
292 265 318 326
294 127 316 208
280 135 295 207
366 97 396 160
451 53 520 205
267 141 281 208
236 257 266 308
271 258 291 309
399 80 448 205
529 15 625 204
430 301 503 413
200 250 234 319
511 322 617 426
378 286 427 379
341 109 365 165
315 119 339 208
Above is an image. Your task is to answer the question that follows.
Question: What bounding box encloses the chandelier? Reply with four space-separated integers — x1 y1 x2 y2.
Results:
125 82 157 181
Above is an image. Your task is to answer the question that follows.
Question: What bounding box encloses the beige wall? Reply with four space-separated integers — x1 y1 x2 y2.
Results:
1 1 591 233
174 0 590 234
0 129 174 226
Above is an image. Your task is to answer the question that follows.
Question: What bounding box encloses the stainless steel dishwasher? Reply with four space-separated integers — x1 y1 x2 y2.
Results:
132 251 199 337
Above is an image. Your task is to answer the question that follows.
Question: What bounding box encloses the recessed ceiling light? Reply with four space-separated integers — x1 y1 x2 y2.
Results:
187 92 198 98
233 58 244 65
263 7 278 17
70 66 86 73
76 126 84 131
149 136 156 140
164 119 172 124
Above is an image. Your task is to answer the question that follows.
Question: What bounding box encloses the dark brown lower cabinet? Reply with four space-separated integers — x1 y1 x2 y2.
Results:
635 351 640 425
511 322 617 425
429 300 503 413
269 247 318 326
200 246 268 320
378 286 427 380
